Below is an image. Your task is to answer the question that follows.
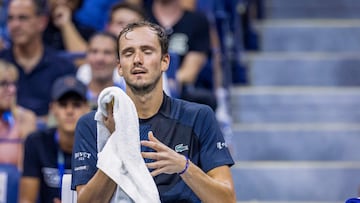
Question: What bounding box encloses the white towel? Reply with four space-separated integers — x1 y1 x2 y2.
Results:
95 86 160 203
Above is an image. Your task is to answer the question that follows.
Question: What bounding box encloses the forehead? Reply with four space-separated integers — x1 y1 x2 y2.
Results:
119 26 159 49
112 8 142 21
0 68 17 80
89 35 116 48
9 0 36 14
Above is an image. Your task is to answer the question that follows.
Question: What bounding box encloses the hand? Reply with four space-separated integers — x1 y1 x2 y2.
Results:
52 4 72 28
53 198 61 203
141 131 187 176
103 100 115 134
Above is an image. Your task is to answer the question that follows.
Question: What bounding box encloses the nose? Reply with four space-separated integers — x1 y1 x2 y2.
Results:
133 51 143 66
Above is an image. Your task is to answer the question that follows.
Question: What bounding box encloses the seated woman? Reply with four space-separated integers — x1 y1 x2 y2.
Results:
0 59 36 170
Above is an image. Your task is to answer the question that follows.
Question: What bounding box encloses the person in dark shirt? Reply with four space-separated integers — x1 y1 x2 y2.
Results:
19 75 90 203
147 0 217 110
71 21 236 203
43 0 95 53
0 0 77 127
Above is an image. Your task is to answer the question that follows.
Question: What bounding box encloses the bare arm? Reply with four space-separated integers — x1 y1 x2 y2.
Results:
142 132 236 203
76 170 117 203
52 5 88 53
18 177 40 203
176 51 207 85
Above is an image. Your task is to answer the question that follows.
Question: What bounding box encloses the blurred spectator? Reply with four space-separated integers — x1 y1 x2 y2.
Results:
78 32 125 109
43 0 95 54
0 59 36 170
106 1 146 36
19 75 89 203
0 0 77 127
147 0 217 110
181 0 236 149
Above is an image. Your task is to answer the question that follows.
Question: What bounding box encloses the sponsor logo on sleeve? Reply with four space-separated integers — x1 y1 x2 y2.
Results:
74 151 91 161
216 142 228 150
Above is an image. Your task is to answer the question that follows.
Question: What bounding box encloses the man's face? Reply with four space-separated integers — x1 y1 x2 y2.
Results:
107 8 142 37
87 35 117 83
51 96 89 134
118 26 169 94
7 0 46 46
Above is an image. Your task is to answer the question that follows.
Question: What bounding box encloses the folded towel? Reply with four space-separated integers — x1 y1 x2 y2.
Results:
95 86 160 203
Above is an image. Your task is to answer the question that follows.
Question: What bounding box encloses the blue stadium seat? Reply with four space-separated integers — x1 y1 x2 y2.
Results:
346 198 360 203
0 164 20 203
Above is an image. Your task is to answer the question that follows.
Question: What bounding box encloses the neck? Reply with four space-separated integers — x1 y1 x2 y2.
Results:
57 129 73 154
88 79 114 96
153 0 183 28
13 41 44 73
127 85 164 119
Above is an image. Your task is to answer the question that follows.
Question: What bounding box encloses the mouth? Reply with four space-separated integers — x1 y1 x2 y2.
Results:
131 68 147 75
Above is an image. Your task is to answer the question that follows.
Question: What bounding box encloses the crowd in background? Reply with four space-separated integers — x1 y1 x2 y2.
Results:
0 0 260 202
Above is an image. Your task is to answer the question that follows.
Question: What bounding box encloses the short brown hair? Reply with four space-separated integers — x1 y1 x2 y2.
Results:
116 21 169 60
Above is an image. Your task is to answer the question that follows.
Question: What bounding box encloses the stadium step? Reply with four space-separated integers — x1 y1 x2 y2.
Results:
230 123 360 162
232 161 360 201
244 52 360 86
230 86 360 123
256 20 360 52
264 0 360 19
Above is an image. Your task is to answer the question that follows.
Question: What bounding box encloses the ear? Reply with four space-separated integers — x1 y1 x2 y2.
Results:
116 61 123 76
161 54 170 72
49 101 56 114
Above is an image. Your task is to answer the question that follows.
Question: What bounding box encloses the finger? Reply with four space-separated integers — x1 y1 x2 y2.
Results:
150 167 166 177
146 160 167 169
148 131 160 143
141 152 158 160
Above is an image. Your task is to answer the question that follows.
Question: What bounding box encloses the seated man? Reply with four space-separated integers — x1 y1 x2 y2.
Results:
0 0 77 127
71 21 236 202
19 75 90 203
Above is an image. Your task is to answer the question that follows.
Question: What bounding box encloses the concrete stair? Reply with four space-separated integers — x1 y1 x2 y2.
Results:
231 87 360 123
257 20 360 52
246 53 360 86
264 0 360 19
232 161 360 201
231 0 360 202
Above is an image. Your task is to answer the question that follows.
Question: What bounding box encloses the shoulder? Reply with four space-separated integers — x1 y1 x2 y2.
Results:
183 10 209 24
78 111 97 126
169 97 215 123
43 47 77 69
25 128 56 145
75 111 97 136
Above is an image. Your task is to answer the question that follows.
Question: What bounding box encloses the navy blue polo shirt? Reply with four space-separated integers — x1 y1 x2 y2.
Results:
0 47 76 116
71 94 234 202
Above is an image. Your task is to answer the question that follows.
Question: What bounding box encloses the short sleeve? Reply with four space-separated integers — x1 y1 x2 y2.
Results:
194 106 234 173
71 111 98 190
22 133 42 178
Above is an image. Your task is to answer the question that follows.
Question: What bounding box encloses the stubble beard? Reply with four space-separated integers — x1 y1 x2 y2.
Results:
127 73 162 96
